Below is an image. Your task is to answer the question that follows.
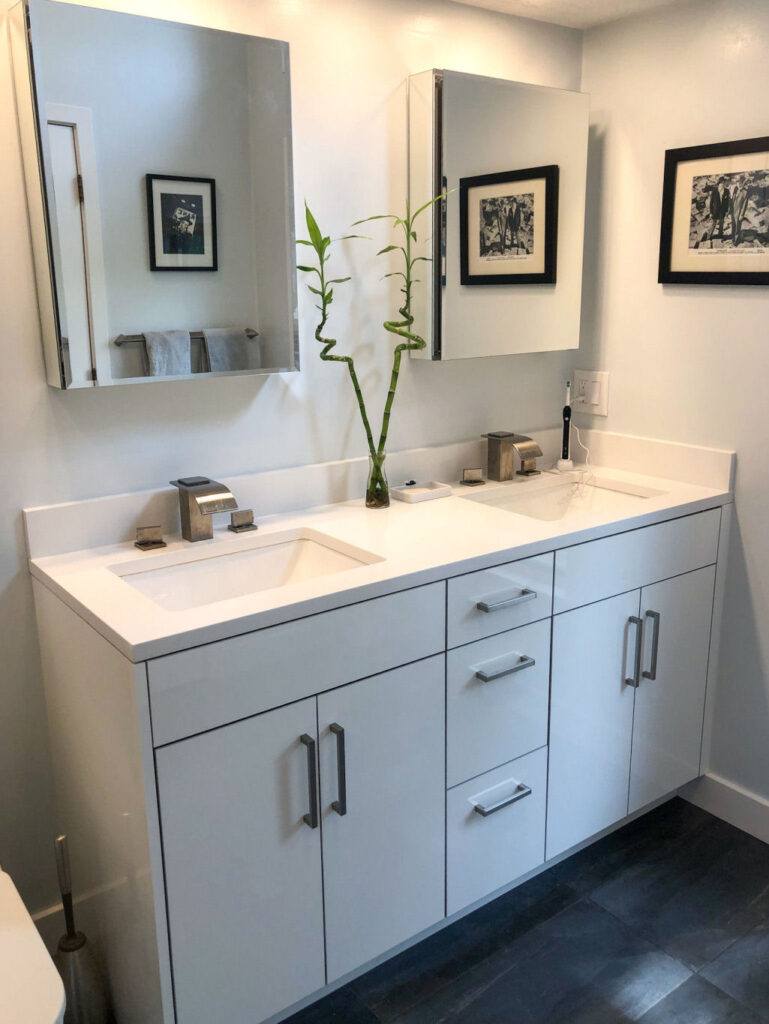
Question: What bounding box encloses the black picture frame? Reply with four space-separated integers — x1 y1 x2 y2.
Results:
659 136 769 285
146 173 218 272
459 165 558 285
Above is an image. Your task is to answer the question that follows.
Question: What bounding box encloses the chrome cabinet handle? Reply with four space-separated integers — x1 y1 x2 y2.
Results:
475 654 535 683
300 734 318 829
625 615 643 688
476 588 537 613
329 723 347 816
472 783 532 817
643 610 661 681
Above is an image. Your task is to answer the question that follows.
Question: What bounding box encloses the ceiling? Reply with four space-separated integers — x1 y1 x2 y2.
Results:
450 0 690 30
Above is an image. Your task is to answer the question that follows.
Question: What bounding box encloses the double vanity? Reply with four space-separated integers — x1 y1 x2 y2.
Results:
25 433 733 1024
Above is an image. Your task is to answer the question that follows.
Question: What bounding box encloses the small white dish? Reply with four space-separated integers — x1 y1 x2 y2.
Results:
391 481 452 503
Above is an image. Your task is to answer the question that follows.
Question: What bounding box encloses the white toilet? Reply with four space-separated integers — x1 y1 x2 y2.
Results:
0 869 66 1023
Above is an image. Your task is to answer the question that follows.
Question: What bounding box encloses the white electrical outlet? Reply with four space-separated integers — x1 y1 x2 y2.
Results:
572 369 609 417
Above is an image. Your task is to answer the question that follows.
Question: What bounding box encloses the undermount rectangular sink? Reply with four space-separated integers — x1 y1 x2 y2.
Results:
113 528 384 611
464 473 666 522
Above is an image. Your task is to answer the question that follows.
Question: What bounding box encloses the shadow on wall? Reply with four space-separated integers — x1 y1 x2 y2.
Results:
711 510 769 792
578 124 606 366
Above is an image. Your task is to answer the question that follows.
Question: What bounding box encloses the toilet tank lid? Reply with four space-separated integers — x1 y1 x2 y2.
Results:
0 872 65 1024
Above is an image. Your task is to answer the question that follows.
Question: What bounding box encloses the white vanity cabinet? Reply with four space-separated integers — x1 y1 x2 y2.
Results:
318 657 445 982
30 491 730 1024
629 565 717 812
156 699 325 1024
157 657 446 1022
547 511 721 859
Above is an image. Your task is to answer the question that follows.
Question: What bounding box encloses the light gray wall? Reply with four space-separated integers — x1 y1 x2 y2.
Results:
581 1 769 802
1 0 581 913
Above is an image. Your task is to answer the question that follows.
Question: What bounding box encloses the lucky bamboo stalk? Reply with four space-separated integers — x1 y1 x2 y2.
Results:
297 197 442 508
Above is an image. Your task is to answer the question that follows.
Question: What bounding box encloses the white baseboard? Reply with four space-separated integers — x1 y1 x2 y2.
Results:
680 773 769 844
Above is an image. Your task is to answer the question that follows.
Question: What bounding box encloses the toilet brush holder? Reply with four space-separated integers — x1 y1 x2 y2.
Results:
53 835 113 1024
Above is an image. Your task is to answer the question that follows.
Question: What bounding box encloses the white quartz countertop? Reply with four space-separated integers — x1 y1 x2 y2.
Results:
28 464 732 663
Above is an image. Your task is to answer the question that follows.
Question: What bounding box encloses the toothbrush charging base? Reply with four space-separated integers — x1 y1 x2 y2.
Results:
555 459 574 472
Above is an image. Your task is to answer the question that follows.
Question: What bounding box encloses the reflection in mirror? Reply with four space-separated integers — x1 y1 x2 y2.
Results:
9 0 298 388
408 70 589 361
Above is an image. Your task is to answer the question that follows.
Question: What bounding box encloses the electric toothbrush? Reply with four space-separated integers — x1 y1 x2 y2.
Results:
556 381 574 472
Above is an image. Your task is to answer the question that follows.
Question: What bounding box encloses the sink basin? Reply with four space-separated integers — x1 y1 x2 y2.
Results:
113 528 384 611
464 473 666 522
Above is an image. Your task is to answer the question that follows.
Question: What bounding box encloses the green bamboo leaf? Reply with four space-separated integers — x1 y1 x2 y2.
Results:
297 239 314 246
410 231 417 242
307 285 322 296
327 277 351 284
412 256 431 263
336 234 370 241
352 214 398 225
305 204 323 250
383 271 407 280
297 265 319 274
327 288 334 303
377 245 399 255
412 192 451 220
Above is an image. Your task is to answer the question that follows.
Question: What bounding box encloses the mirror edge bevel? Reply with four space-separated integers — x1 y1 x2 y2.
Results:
8 0 69 388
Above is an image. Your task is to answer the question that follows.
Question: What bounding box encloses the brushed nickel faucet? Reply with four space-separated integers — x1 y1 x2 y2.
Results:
483 432 543 481
170 477 239 542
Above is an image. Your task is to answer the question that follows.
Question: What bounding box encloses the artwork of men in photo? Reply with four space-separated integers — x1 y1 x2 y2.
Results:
730 176 750 246
500 196 523 254
709 177 731 243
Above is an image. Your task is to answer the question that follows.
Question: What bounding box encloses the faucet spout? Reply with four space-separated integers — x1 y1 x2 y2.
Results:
170 477 238 542
482 432 543 481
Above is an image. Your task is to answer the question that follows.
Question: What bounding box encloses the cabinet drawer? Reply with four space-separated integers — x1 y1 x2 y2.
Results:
447 747 547 916
148 583 445 745
554 508 720 614
447 618 550 788
447 553 553 648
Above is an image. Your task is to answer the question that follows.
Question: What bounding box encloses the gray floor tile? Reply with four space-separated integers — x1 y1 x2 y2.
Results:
638 974 764 1024
390 899 690 1024
548 797 713 897
282 984 381 1024
701 923 769 1021
352 873 578 1021
591 813 769 969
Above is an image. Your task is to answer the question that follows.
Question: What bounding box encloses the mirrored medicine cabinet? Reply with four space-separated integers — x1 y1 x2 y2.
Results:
409 69 590 360
9 0 299 388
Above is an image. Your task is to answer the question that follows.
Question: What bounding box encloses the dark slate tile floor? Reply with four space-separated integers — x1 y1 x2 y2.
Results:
284 798 769 1024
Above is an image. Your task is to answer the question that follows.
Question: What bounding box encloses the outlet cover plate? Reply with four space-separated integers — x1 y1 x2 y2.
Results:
572 369 609 416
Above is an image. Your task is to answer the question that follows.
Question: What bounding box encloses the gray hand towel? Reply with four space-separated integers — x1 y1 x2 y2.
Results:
144 330 191 376
203 328 256 372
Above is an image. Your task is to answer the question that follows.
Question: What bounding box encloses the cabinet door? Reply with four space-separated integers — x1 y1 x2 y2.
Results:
319 656 445 982
156 699 324 1024
629 565 716 812
547 591 639 860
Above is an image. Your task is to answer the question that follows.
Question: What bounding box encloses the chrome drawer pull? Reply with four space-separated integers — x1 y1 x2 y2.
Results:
475 654 535 683
476 588 537 613
625 615 643 688
329 723 347 816
642 610 661 681
472 783 532 817
300 734 319 829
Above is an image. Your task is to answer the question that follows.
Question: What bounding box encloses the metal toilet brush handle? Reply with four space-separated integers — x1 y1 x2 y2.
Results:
53 835 113 1024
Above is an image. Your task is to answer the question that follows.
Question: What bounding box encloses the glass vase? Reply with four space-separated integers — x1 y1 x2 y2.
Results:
366 452 389 509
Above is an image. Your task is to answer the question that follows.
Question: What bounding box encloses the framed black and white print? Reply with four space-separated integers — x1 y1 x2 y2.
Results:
659 137 769 285
146 174 217 271
459 165 558 285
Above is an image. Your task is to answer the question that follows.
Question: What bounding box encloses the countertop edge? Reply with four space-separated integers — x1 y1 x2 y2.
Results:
30 489 733 664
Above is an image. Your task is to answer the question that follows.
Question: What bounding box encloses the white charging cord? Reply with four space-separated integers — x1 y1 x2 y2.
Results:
569 423 594 494
571 422 591 472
